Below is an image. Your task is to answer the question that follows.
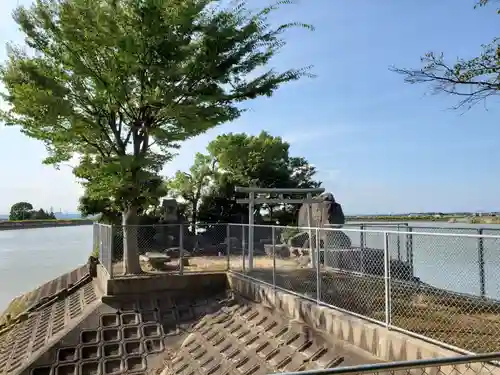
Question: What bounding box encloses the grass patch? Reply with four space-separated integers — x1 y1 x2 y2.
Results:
0 291 36 326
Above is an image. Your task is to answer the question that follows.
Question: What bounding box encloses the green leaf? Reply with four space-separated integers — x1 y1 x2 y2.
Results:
1 0 314 212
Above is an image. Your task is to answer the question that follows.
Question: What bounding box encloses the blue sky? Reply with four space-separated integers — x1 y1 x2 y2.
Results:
0 0 499 215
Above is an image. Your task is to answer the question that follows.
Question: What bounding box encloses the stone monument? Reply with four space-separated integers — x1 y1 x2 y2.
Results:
161 198 178 222
293 192 351 249
297 192 345 228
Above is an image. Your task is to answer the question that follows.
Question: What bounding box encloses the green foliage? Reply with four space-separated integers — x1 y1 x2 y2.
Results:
78 175 168 224
169 131 322 227
391 1 500 109
206 131 321 188
0 0 313 212
31 208 57 220
0 0 313 273
9 202 56 221
197 172 242 224
9 202 33 221
475 0 500 12
195 131 321 225
168 153 215 230
169 153 215 201
91 245 100 259
78 194 120 225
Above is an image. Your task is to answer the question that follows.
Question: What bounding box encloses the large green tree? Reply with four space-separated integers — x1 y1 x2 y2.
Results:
9 202 33 221
0 0 313 273
390 0 500 109
197 131 321 225
207 131 291 187
168 152 215 232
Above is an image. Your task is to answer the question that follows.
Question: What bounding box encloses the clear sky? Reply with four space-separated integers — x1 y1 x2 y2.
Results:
0 0 499 215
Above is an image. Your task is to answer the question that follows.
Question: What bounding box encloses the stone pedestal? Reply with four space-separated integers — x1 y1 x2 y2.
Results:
263 244 290 258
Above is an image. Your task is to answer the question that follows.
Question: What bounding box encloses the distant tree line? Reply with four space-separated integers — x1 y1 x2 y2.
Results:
9 202 56 221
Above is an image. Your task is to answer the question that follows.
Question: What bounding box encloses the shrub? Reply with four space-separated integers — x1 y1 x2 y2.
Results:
91 245 99 259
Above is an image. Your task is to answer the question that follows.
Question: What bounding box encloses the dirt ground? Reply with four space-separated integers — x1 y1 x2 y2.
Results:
110 254 300 275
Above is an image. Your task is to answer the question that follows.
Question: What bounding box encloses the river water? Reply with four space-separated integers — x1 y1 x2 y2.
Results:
0 225 92 311
0 222 499 311
344 221 500 300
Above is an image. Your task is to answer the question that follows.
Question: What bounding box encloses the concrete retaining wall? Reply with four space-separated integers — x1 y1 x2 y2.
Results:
227 272 500 374
93 266 499 374
96 265 227 296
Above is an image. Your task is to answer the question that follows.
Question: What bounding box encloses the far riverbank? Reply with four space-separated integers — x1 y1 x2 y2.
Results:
347 215 500 224
0 219 94 231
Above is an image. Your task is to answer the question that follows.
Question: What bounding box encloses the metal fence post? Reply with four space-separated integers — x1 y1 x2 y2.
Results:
272 226 276 303
98 224 103 260
179 223 184 275
478 228 486 297
396 224 401 261
242 225 246 273
92 223 98 255
108 225 114 278
360 224 365 249
306 193 315 269
406 226 414 277
316 228 321 304
226 224 231 271
248 192 255 272
383 231 391 328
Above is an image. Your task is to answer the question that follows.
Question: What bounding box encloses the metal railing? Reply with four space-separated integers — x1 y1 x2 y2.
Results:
92 222 500 354
274 352 500 375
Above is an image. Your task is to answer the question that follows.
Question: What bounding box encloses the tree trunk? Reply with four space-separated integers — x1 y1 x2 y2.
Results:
191 200 198 235
122 205 142 274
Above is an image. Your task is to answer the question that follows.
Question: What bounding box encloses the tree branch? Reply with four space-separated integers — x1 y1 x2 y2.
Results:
390 49 500 109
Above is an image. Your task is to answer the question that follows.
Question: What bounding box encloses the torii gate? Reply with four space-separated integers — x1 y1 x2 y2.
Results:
235 186 325 271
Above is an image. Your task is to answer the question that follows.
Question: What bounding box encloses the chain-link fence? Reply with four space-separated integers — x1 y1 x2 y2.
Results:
274 352 500 375
343 223 411 263
227 224 500 354
387 230 500 353
94 223 113 276
93 221 500 353
93 223 234 277
183 223 230 273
